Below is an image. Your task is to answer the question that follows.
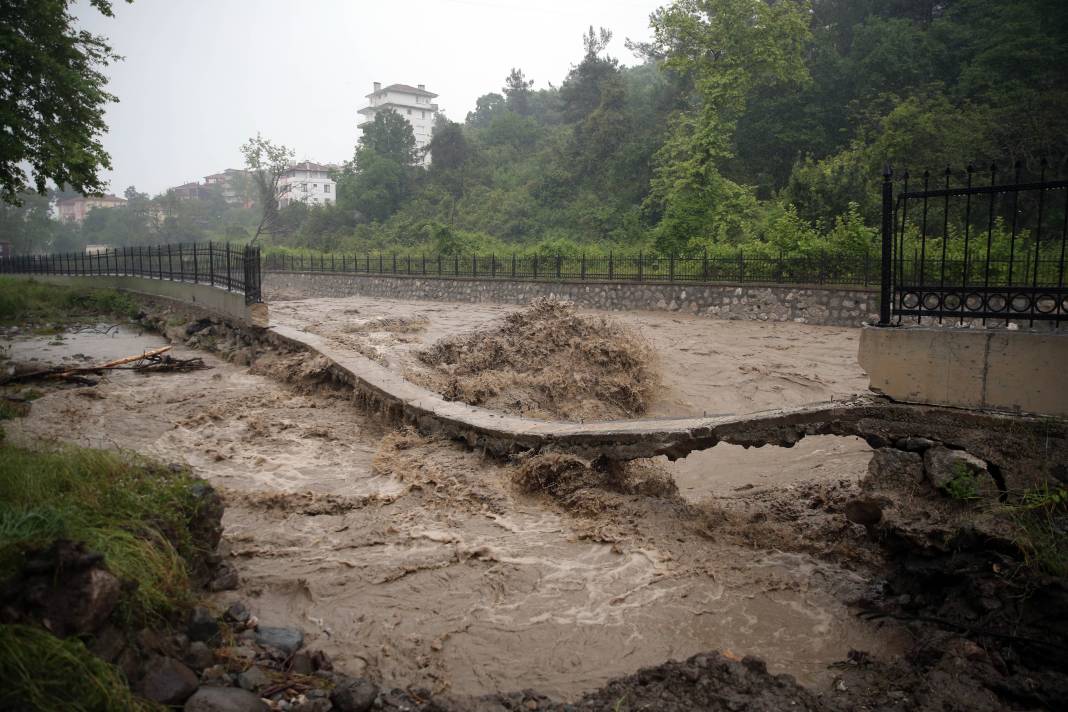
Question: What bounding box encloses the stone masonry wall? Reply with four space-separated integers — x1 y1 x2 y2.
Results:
264 271 880 327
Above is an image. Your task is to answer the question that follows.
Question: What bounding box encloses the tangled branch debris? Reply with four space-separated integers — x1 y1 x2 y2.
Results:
2 346 211 385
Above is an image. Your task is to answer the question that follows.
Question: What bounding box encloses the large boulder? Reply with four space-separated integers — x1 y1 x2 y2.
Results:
924 446 991 496
865 448 924 489
184 686 268 712
330 677 379 712
254 626 303 655
141 656 199 706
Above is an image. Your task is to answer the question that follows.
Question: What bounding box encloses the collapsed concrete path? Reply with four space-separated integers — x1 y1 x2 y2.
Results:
267 324 1066 491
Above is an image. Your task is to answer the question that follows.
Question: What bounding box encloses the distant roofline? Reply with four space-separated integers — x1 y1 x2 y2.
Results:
365 82 438 99
57 194 126 205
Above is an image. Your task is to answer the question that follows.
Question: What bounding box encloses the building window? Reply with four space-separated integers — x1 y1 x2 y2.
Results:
324 184 331 193
406 108 411 115
421 110 425 119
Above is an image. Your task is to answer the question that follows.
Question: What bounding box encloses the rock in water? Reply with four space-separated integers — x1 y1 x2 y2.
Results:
330 677 379 712
142 656 199 705
184 686 269 712
254 626 303 655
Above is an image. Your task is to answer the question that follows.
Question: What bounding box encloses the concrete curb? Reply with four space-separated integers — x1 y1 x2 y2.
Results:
263 324 1066 482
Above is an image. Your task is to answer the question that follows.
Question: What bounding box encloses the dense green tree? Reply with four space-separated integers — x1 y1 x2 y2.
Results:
358 109 417 166
465 93 507 128
503 68 534 116
0 0 126 205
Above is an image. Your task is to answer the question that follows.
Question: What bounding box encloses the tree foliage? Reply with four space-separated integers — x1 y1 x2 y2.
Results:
359 109 417 166
0 0 127 205
18 0 1067 261
240 134 293 242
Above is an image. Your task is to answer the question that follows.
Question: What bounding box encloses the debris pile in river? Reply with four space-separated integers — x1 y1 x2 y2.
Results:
414 297 660 420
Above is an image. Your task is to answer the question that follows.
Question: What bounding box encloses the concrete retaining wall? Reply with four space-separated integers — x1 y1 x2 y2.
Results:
4 274 267 326
859 325 1068 417
264 271 880 327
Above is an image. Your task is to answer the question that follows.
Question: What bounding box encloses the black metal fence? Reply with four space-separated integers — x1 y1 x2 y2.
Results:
0 242 263 304
264 249 882 286
879 163 1068 326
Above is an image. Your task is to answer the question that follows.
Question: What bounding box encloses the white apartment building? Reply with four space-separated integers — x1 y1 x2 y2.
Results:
358 82 438 165
277 161 336 208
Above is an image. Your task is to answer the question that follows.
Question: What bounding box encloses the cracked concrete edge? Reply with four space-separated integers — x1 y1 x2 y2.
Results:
261 324 1068 484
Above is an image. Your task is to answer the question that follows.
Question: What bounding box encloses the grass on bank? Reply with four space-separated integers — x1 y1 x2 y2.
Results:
0 625 153 712
0 277 138 326
0 442 207 623
0 439 211 711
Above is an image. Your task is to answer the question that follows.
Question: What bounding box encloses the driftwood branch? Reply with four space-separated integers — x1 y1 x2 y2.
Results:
2 346 211 385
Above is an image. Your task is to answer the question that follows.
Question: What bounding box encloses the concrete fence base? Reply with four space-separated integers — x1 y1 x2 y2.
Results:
859 325 1068 417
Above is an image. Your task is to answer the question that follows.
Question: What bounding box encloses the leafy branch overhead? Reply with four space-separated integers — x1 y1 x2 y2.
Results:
0 0 130 205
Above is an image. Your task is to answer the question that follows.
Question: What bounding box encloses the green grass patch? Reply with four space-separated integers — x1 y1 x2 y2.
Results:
0 624 155 711
0 443 208 624
1004 484 1068 577
0 278 139 326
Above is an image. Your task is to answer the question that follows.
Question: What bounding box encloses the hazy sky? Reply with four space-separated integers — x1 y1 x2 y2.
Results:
73 0 659 196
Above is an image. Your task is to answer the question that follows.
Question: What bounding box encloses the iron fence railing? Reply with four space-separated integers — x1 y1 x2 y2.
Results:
0 242 263 304
879 163 1068 326
263 250 882 286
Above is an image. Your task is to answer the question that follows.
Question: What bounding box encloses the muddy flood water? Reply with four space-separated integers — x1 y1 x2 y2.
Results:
4 303 906 700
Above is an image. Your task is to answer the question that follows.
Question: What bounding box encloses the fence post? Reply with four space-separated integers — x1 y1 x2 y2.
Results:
208 242 215 286
193 243 199 283
178 244 184 282
879 168 893 324
639 251 644 282
472 254 477 277
737 250 744 282
862 249 869 287
225 243 232 291
491 253 496 278
608 251 613 280
392 253 397 274
669 253 675 282
581 253 587 280
702 249 709 282
533 254 539 279
157 245 163 280
819 250 827 285
167 244 174 280
556 254 561 280
777 249 784 283
511 253 516 278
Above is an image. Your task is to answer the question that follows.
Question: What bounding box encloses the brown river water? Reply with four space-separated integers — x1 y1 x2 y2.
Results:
3 302 904 700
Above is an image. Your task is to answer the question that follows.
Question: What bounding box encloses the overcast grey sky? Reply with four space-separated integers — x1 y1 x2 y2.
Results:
73 0 659 196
